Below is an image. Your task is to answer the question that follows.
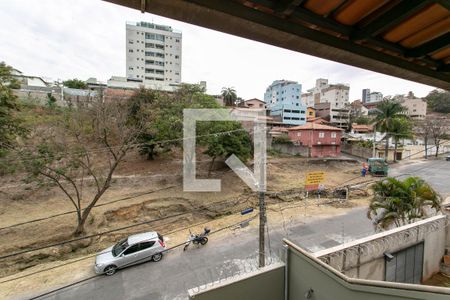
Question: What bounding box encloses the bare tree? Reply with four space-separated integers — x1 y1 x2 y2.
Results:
23 95 146 235
417 118 449 158
428 118 449 157
415 120 431 159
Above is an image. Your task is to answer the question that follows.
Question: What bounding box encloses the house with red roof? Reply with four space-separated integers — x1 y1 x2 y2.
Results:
287 123 344 157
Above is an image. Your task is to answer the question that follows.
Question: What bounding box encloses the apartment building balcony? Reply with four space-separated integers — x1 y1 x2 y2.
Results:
188 215 450 300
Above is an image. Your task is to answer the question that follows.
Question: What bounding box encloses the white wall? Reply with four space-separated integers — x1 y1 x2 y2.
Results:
315 215 447 282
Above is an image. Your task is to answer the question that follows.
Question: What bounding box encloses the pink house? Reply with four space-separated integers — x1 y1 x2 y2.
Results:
287 123 344 158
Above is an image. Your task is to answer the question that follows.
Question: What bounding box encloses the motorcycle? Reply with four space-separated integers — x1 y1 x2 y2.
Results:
183 227 211 251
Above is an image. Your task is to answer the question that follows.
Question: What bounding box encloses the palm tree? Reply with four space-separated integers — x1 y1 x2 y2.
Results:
389 117 413 162
367 177 441 230
372 99 406 161
221 87 237 106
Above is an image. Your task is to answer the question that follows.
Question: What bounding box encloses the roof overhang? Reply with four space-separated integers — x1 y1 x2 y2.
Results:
103 0 450 90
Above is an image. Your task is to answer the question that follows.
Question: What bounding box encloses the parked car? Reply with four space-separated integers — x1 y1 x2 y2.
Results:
95 231 166 275
446 155 450 161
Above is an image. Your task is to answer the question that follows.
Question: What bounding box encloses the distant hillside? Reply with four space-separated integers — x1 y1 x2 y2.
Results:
424 89 450 114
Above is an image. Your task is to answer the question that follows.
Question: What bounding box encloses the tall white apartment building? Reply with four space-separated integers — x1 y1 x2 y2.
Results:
301 78 350 108
301 78 350 129
362 88 383 103
125 21 182 90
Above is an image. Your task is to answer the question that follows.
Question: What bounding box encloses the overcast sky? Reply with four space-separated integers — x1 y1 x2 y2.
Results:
0 0 437 101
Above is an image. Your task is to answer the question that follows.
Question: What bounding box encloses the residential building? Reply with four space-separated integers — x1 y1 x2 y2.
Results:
240 98 266 109
126 21 182 91
362 88 370 103
351 123 373 134
10 68 48 87
301 79 350 128
86 78 107 90
287 123 343 157
263 80 306 126
362 88 383 103
350 100 369 117
306 106 315 119
399 92 427 120
302 78 350 108
315 102 350 129
301 91 314 107
307 117 329 124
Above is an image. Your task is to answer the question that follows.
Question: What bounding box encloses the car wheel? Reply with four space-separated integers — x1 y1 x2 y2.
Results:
152 253 163 262
104 265 117 276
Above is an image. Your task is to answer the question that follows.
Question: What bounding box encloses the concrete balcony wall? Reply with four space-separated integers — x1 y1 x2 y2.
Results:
188 263 285 300
286 239 450 300
314 215 447 283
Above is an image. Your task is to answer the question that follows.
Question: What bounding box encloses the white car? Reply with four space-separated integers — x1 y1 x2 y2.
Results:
95 231 166 275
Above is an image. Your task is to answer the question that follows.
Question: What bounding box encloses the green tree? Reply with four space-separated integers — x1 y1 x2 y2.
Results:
389 118 413 162
424 89 450 113
353 115 371 125
221 87 237 107
22 97 147 235
367 177 441 230
131 85 221 160
372 100 406 161
0 62 27 173
200 121 252 176
63 79 88 89
46 92 57 108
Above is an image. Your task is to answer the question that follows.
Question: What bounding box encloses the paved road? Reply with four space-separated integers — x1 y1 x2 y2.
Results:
390 159 450 198
26 159 449 300
27 208 374 300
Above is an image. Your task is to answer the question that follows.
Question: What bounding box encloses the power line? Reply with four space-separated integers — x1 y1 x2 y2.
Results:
0 196 254 261
15 215 258 300
0 128 250 164
0 184 180 231
0 167 238 232
0 215 222 285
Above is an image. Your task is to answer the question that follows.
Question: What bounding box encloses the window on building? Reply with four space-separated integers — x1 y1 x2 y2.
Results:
292 110 300 113
129 49 133 53
319 132 325 138
292 117 300 120
175 55 179 59
128 67 133 70
284 109 292 113
145 33 165 41
331 132 337 138
128 40 133 44
300 118 305 121
176 39 180 42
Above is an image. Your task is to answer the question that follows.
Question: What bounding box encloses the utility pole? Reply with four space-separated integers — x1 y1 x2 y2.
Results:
259 190 265 268
372 128 376 157
257 119 267 268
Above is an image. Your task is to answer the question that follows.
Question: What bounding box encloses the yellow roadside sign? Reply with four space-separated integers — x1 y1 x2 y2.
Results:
305 171 325 185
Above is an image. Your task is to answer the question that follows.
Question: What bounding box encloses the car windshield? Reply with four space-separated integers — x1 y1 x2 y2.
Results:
112 238 129 257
